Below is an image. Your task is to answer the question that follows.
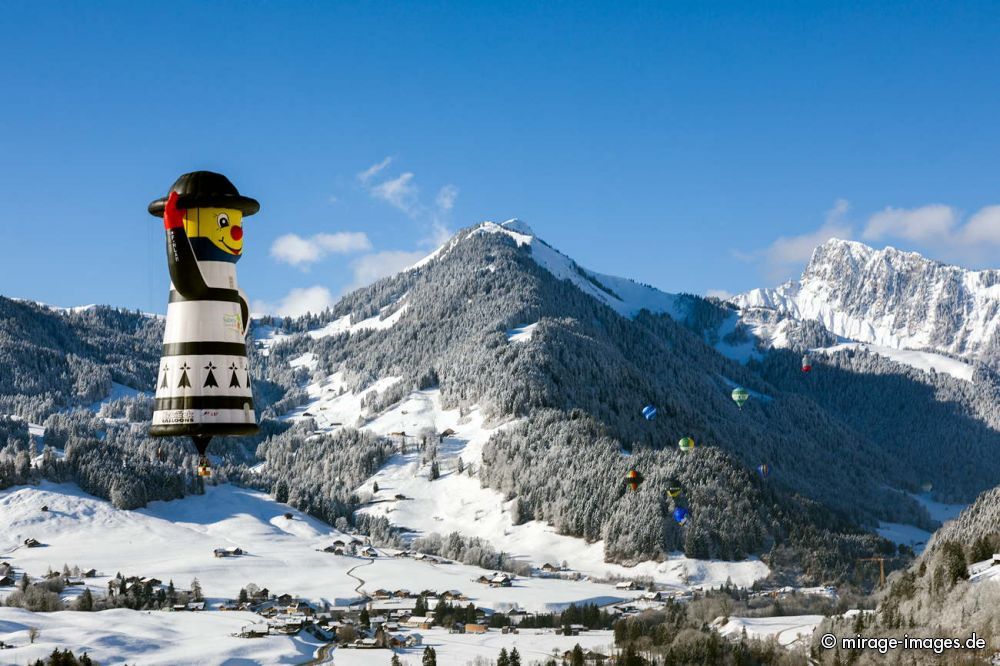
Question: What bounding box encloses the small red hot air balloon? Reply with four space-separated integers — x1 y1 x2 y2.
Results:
801 354 812 373
625 469 644 492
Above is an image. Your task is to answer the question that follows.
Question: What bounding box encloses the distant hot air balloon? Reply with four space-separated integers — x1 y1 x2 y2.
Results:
642 405 657 421
666 478 683 499
625 469 644 492
731 387 750 409
757 463 770 479
801 354 812 373
921 482 933 493
673 507 690 525
678 437 695 453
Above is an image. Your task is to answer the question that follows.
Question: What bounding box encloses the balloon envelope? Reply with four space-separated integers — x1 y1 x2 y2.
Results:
642 405 657 420
731 387 750 408
757 463 770 479
625 469 644 491
678 437 695 452
673 507 689 525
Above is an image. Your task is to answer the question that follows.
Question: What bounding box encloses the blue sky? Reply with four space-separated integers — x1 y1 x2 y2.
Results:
2 1 999 315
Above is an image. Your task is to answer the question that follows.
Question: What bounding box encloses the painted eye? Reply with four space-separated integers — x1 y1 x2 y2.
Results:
217 213 230 229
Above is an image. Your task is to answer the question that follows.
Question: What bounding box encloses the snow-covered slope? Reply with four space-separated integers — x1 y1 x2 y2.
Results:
733 239 1000 361
353 389 769 589
423 220 685 319
0 482 657 614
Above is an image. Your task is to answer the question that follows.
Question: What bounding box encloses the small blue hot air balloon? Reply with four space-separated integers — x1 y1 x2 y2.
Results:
757 463 770 479
642 405 657 421
673 507 690 525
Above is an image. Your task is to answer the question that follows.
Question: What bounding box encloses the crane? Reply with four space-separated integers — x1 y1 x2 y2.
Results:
858 556 894 587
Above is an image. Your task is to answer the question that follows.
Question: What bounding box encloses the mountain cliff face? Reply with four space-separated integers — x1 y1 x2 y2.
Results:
734 239 1000 362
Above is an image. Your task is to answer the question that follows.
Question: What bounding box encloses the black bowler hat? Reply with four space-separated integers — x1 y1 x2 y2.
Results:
148 171 260 217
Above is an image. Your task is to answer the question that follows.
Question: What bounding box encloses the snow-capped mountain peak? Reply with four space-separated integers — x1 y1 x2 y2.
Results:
416 219 684 319
733 238 1000 361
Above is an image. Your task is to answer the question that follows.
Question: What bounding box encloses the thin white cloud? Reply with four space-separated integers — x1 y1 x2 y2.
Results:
357 156 394 185
863 204 957 242
859 203 1000 264
705 289 734 300
757 199 853 280
252 286 337 318
358 158 457 242
348 250 426 291
371 172 419 216
270 232 372 269
958 205 1000 245
435 184 458 212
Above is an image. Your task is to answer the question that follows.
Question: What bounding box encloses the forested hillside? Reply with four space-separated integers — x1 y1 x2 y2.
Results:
1 222 999 586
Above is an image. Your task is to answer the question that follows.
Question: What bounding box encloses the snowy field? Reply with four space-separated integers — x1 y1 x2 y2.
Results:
0 607 613 666
0 607 320 665
815 342 974 382
336 628 615 666
0 482 650 614
714 614 824 647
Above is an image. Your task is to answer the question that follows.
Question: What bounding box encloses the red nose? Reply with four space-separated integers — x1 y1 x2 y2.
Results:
230 226 243 241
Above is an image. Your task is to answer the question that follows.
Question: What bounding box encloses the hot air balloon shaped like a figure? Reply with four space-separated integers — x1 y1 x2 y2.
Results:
625 469 644 492
731 387 749 410
148 171 261 477
666 478 683 499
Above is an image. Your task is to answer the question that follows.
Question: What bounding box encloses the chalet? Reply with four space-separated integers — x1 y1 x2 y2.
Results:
360 547 378 557
186 601 205 611
0 575 14 587
615 580 638 591
23 538 41 548
475 575 491 584
403 616 434 629
392 589 411 598
140 577 163 587
442 590 465 601
65 578 85 587
489 573 513 588
508 610 531 626
372 589 392 599
40 505 48 512
440 428 456 437
465 623 487 634
214 547 244 558
323 545 345 555
391 633 422 648
541 562 560 573
83 569 98 578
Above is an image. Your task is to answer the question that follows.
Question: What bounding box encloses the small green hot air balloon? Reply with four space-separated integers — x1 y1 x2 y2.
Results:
731 387 749 409
678 437 695 453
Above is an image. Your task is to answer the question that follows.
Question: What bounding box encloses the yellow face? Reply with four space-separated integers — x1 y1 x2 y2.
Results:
183 207 245 255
